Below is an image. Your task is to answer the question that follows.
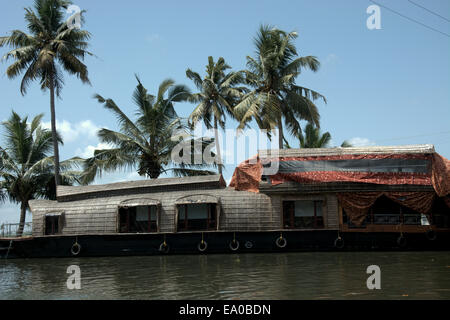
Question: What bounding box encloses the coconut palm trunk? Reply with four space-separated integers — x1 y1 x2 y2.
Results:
214 117 223 175
278 116 284 149
0 0 93 187
16 202 27 237
50 76 61 186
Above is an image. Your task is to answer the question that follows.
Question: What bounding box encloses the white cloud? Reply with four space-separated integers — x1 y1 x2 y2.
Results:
42 119 101 143
76 142 114 158
79 120 100 139
348 137 377 147
96 170 147 184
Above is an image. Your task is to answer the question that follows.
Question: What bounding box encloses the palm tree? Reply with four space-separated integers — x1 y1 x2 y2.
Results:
234 25 326 149
0 0 92 186
186 56 245 175
297 123 354 149
340 140 353 148
81 76 217 184
298 123 331 148
0 112 81 237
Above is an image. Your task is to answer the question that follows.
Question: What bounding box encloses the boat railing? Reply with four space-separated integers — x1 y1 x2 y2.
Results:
0 222 32 238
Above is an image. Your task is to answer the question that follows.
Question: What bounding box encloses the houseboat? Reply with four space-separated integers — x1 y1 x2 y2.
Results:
1 145 449 259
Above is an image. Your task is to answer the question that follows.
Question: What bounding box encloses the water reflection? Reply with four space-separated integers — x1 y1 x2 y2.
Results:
0 252 449 300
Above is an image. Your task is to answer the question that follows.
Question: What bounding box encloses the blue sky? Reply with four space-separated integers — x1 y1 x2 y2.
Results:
1 0 449 224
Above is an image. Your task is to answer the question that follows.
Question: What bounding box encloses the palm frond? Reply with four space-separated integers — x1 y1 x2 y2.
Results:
157 79 176 102
186 69 203 90
93 94 144 141
0 111 81 209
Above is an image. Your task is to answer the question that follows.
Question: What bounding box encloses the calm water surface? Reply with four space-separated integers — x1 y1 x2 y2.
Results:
1 252 449 300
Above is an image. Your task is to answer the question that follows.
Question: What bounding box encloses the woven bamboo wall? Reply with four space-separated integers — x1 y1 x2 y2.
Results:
29 188 340 236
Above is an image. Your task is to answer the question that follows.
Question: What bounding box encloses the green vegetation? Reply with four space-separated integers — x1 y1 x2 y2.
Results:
234 25 326 149
298 123 332 148
0 0 92 187
296 123 353 149
0 112 80 236
186 57 246 175
80 77 218 183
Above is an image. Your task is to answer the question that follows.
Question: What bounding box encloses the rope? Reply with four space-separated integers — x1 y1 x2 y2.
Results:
5 240 13 260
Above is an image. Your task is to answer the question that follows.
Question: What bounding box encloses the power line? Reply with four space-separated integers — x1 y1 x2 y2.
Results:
369 0 450 38
407 0 450 23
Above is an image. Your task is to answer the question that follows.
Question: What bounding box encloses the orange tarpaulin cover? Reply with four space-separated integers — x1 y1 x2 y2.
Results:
432 154 450 197
229 156 262 193
229 152 450 197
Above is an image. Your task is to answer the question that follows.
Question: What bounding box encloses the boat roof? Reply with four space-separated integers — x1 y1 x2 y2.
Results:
259 144 435 158
230 144 450 196
57 175 226 202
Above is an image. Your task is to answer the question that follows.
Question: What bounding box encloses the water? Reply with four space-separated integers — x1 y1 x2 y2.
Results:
1 252 449 300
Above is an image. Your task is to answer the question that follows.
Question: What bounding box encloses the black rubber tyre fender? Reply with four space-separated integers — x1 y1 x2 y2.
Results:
229 240 240 251
159 242 170 253
276 237 287 249
71 243 82 256
198 241 208 252
334 237 345 249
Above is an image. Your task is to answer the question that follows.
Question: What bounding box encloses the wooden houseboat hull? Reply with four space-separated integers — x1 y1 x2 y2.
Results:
2 230 450 259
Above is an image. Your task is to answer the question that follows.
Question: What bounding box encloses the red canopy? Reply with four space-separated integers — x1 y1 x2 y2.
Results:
230 151 450 197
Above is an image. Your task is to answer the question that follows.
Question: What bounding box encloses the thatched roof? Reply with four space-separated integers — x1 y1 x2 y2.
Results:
259 145 435 158
57 175 226 202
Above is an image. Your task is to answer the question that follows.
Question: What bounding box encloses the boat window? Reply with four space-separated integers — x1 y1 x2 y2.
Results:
283 200 324 229
371 196 402 225
343 196 423 228
119 205 158 233
372 196 422 226
45 214 62 235
177 203 217 232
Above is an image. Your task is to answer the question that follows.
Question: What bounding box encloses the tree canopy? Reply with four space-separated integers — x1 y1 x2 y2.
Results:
81 76 218 184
